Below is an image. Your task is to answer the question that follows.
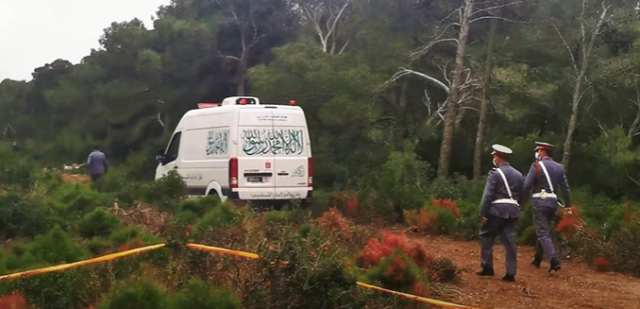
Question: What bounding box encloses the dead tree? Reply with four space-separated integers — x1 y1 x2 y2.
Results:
387 0 522 178
559 0 611 168
299 0 352 54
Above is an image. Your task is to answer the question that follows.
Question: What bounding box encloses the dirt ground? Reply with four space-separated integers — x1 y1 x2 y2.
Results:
400 231 640 309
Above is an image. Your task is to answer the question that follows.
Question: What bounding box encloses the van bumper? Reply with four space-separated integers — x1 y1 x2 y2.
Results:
221 187 312 205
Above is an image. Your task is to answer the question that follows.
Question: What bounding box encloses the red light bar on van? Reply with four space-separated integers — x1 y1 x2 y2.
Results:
198 103 219 108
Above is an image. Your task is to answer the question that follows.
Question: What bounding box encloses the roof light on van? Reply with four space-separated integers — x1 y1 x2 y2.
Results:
198 103 219 108
240 99 246 105
290 100 295 105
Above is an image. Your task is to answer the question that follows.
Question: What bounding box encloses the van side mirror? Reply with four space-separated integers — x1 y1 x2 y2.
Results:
156 149 165 162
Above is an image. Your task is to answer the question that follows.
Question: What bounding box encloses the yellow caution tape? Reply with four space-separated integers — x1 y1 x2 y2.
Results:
356 282 488 309
186 243 288 265
186 243 260 259
0 244 166 282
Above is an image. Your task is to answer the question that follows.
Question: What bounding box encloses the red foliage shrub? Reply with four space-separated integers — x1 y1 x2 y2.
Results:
623 202 634 223
384 256 409 285
355 232 434 268
316 207 351 236
118 238 144 252
410 280 430 297
431 199 460 217
346 199 359 217
556 206 583 237
0 291 28 309
416 210 436 233
594 257 611 272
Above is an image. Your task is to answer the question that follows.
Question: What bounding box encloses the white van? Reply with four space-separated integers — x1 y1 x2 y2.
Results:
155 96 312 208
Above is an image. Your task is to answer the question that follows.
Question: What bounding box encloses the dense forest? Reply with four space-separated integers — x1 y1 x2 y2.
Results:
1 0 640 200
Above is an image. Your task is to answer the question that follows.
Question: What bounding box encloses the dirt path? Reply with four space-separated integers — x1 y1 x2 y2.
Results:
402 233 640 309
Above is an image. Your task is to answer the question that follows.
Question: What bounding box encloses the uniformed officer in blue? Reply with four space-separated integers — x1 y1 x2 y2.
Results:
522 142 571 273
476 144 524 282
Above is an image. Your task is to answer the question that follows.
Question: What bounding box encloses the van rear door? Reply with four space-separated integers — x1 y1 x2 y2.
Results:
237 108 276 199
271 108 310 197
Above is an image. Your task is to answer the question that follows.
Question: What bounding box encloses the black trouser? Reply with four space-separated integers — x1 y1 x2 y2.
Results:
90 174 102 182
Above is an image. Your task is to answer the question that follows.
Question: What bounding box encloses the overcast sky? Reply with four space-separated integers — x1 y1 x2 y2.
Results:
0 0 170 81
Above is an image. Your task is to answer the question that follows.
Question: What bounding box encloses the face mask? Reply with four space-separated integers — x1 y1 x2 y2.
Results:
492 159 498 167
535 152 540 161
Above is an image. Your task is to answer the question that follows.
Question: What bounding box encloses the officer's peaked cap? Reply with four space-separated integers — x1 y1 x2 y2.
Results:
534 142 554 151
491 144 512 157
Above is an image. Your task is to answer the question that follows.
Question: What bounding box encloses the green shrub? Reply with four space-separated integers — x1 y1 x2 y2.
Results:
0 192 54 240
87 237 113 255
433 208 458 235
110 227 143 246
51 183 114 220
98 279 168 309
169 279 240 309
262 210 290 225
18 268 95 309
78 208 122 238
359 151 429 221
138 171 186 212
29 225 89 264
179 196 220 216
193 203 237 237
454 200 482 239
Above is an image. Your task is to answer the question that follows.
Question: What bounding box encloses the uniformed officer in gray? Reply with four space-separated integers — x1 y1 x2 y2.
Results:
476 144 524 282
522 142 570 273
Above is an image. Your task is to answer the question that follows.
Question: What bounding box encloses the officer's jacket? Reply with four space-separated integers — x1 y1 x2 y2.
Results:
479 162 524 219
523 157 571 207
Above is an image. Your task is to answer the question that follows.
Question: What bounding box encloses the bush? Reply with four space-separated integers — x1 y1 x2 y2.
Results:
359 151 429 221
138 171 186 212
78 208 122 238
0 291 28 309
51 183 114 220
354 232 459 286
193 203 237 238
0 193 54 240
98 279 167 309
29 225 89 264
169 279 240 309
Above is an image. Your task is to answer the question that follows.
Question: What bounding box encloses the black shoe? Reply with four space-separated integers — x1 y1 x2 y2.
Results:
531 258 541 269
548 258 561 273
502 274 515 282
475 267 495 276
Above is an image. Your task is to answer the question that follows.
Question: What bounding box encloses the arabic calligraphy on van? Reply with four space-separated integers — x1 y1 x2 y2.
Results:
206 129 229 155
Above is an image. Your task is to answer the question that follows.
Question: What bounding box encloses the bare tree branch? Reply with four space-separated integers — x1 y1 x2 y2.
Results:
470 1 524 16
553 25 579 76
385 68 450 94
301 0 352 54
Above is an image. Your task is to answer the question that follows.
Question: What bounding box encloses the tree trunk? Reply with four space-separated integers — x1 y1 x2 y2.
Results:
394 82 408 151
473 18 496 180
437 0 473 179
561 3 608 168
235 58 248 95
454 109 466 129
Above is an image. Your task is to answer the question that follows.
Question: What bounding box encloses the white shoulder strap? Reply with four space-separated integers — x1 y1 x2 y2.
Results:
537 161 554 193
495 167 513 200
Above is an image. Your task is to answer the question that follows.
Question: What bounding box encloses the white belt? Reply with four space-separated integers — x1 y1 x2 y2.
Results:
532 193 557 199
491 198 519 205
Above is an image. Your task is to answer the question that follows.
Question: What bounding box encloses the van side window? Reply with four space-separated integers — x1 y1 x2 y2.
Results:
164 132 182 164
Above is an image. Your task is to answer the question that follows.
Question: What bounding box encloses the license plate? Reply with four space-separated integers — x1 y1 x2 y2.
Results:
247 176 263 183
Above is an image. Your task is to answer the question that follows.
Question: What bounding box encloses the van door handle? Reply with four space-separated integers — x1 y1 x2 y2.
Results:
173 166 178 169
277 172 288 176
